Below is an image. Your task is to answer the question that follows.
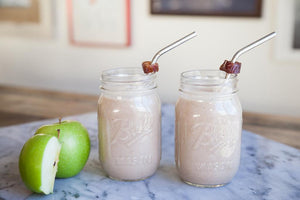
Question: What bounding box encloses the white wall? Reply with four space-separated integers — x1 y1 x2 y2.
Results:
0 0 300 117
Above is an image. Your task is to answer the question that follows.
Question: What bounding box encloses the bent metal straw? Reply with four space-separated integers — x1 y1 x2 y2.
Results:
142 31 197 74
224 32 276 79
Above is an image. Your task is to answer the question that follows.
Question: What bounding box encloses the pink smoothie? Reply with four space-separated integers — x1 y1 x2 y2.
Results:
175 96 242 186
98 94 161 181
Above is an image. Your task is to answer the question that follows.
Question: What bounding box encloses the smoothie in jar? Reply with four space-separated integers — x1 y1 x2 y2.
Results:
98 68 161 181
175 70 242 187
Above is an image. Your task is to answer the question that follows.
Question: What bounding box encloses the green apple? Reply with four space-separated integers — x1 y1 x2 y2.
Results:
35 120 90 178
19 134 61 195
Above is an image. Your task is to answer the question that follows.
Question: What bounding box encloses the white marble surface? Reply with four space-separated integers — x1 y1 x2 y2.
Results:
0 104 299 200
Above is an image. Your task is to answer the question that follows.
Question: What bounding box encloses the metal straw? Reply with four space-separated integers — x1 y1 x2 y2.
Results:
151 31 197 64
225 32 276 79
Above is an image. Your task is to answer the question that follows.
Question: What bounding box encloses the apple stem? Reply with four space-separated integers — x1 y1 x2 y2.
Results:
59 117 62 124
57 129 60 139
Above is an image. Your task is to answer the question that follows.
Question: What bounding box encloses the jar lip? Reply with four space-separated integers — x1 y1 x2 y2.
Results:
181 69 237 86
101 67 156 83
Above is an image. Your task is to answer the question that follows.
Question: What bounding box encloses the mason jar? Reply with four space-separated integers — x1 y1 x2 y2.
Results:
175 70 242 187
98 67 161 181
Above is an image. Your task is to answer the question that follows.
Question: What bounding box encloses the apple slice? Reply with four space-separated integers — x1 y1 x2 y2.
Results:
19 134 61 195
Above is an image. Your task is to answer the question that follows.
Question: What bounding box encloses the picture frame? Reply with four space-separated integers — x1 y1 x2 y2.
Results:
0 0 39 23
67 0 131 48
274 0 300 61
151 0 262 17
0 0 54 38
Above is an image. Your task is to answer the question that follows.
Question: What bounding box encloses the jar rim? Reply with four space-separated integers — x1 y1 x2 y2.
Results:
181 69 237 86
179 69 238 96
100 67 157 91
101 67 156 83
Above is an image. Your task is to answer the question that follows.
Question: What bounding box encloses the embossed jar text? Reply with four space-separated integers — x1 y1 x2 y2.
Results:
98 68 161 181
175 70 242 187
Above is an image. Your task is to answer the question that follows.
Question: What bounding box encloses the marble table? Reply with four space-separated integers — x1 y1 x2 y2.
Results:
0 104 299 200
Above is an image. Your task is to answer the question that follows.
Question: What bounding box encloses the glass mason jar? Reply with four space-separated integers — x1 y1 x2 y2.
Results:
175 70 242 187
98 67 161 181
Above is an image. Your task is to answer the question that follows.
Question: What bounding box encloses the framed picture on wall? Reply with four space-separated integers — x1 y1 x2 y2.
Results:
151 0 262 17
0 0 54 38
67 0 131 48
275 0 300 61
0 0 39 23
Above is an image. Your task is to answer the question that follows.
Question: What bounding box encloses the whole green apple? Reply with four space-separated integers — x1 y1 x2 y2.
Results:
19 134 61 194
35 120 90 178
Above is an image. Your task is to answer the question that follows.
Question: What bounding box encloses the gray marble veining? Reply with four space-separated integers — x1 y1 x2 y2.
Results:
0 104 299 200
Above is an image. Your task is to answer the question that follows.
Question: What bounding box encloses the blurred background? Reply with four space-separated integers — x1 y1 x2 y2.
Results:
0 0 299 117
